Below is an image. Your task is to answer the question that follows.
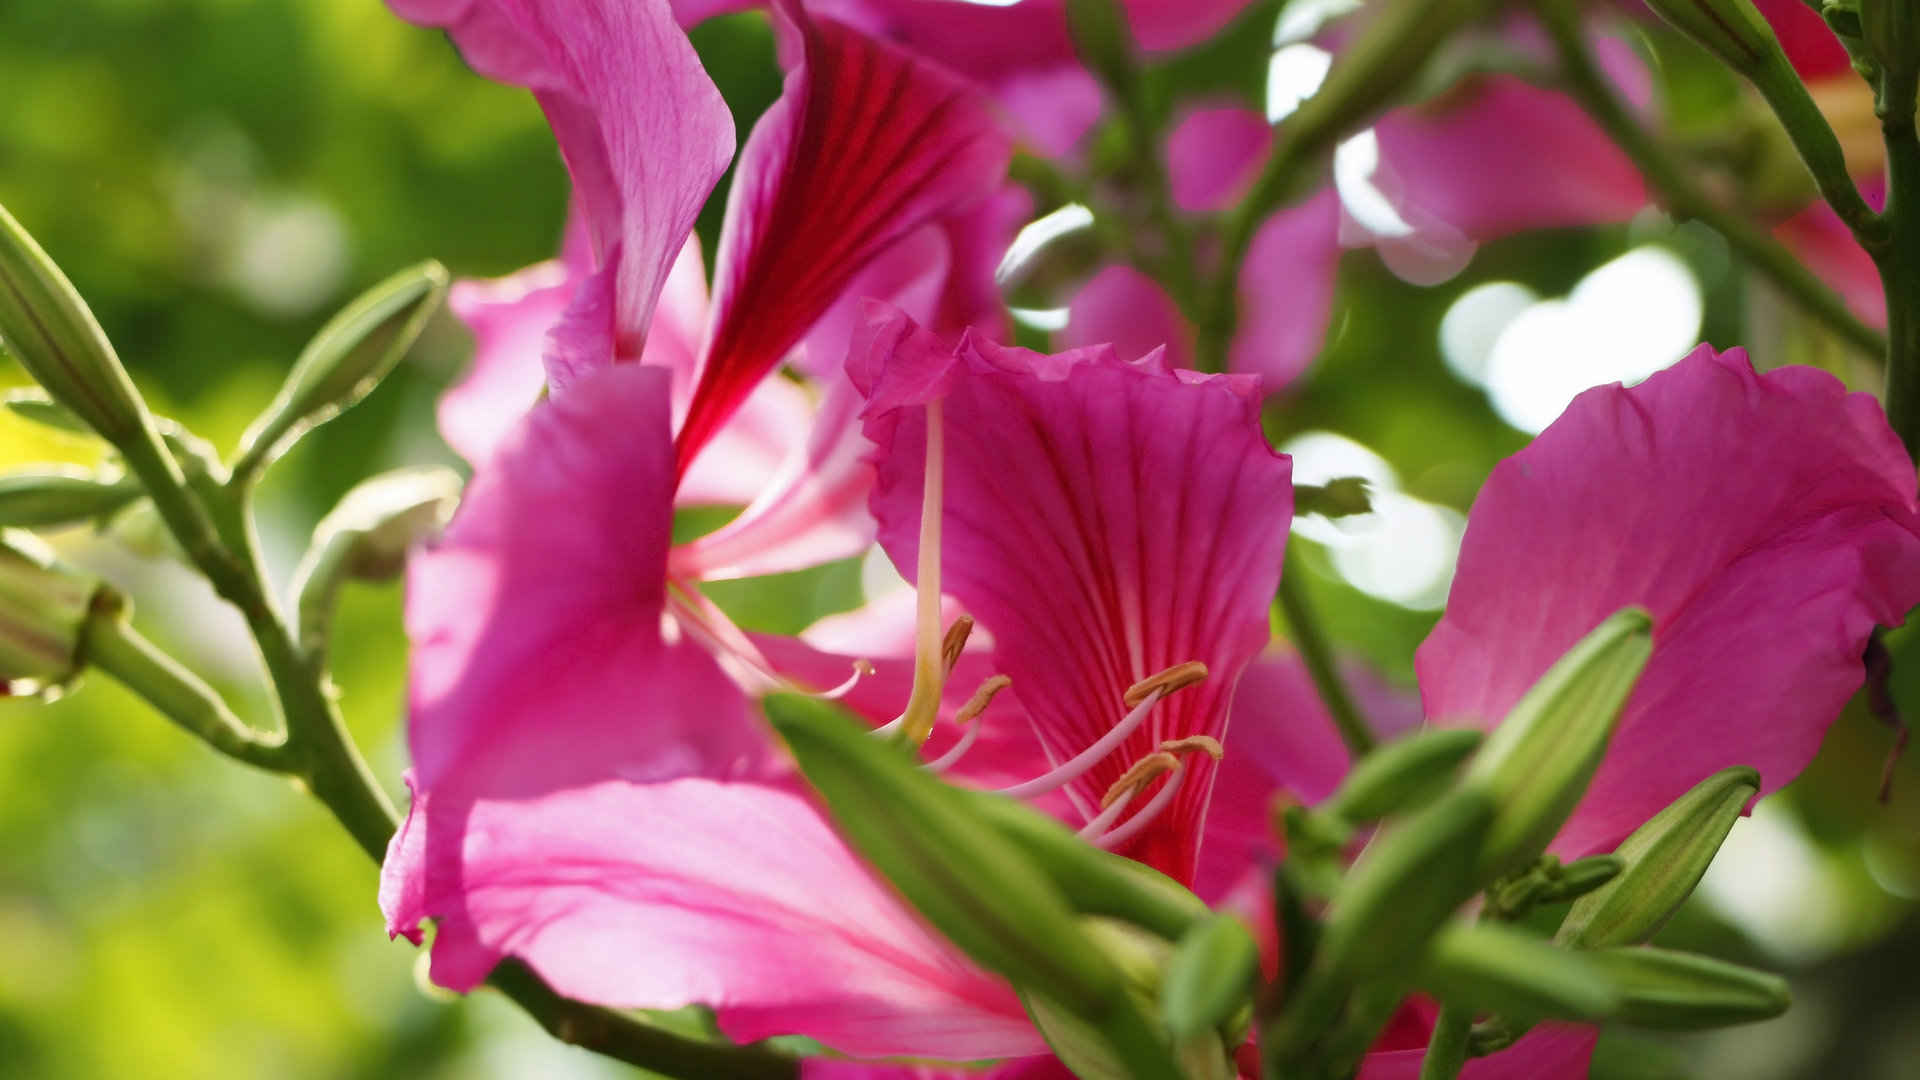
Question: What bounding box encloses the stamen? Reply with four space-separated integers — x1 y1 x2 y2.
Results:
1076 786 1137 839
1090 764 1187 850
812 659 875 702
898 399 947 745
927 675 1011 773
1122 661 1209 707
1157 735 1224 761
941 614 974 677
1101 751 1180 808
995 687 1163 799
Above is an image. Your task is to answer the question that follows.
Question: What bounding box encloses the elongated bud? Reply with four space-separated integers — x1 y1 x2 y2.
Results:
0 203 157 444
1326 727 1482 823
764 694 1123 1015
1581 946 1790 1029
1161 915 1259 1041
1487 854 1626 920
292 467 461 657
4 389 92 436
1639 0 1785 78
0 470 143 529
1557 766 1759 948
237 261 448 471
1316 786 1496 981
964 789 1207 940
1464 607 1653 877
1860 0 1917 80
0 529 104 695
1415 923 1619 1024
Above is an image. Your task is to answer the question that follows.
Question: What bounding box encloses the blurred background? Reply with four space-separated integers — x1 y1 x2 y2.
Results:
0 1 1916 1077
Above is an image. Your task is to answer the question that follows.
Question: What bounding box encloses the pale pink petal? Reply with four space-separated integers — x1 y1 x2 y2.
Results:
671 376 878 579
677 0 1012 469
856 310 1293 884
1063 266 1195 371
1418 347 1920 857
676 373 817 508
440 258 573 465
388 0 734 381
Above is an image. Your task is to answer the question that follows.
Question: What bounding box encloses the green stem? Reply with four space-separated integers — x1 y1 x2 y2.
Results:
1198 0 1500 371
1277 550 1375 759
1537 0 1887 359
1876 62 1920 458
1418 1005 1474 1080
80 607 289 771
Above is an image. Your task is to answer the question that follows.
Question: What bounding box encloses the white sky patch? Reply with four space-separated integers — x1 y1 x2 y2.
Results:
1439 281 1538 387
1332 130 1415 239
1266 43 1332 124
1281 431 1462 610
1698 801 1853 963
1274 0 1362 45
1483 245 1702 434
1010 306 1070 332
997 203 1093 284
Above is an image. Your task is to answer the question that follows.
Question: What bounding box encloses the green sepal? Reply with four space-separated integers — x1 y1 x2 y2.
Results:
1415 923 1619 1024
1325 727 1482 823
1316 786 1497 982
3 388 92 435
1464 607 1653 877
963 789 1208 940
0 202 159 446
236 261 448 473
1638 0 1784 77
1581 946 1790 1030
0 528 104 695
0 469 143 529
1557 765 1758 948
1160 915 1259 1041
1486 854 1625 921
764 694 1122 1015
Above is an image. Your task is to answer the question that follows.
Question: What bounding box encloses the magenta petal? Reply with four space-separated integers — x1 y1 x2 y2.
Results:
676 372 816 508
389 775 1041 1060
676 0 1012 468
1418 347 1920 857
390 0 733 372
1166 105 1271 214
440 258 574 465
1063 266 1195 372
1357 1024 1597 1078
1231 188 1344 391
858 312 1293 884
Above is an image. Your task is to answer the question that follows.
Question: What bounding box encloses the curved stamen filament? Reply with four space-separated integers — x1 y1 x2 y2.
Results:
1084 737 1224 848
1090 764 1185 850
995 687 1164 799
813 659 875 701
1077 786 1137 839
927 675 1010 773
899 398 946 745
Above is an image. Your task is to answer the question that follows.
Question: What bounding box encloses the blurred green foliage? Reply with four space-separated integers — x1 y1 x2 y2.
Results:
0 2 1917 1078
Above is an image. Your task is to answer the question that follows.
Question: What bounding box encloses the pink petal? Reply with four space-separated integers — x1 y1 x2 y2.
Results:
389 0 734 379
1774 177 1889 328
1753 0 1853 78
1418 347 1920 857
389 775 1042 1060
1356 1024 1597 1078
1166 105 1271 214
1063 266 1195 371
440 259 574 465
856 310 1293 884
1231 188 1344 391
676 372 817 508
676 0 1012 470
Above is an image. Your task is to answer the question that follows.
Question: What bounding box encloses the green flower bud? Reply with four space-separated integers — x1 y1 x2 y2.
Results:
1161 914 1259 1041
1316 786 1497 982
1581 946 1790 1030
237 261 448 472
964 788 1208 940
0 202 157 444
4 388 92 436
1415 923 1620 1024
1557 766 1759 949
764 694 1123 1016
1639 0 1785 78
1464 607 1654 877
0 469 143 529
1486 854 1625 921
1860 0 1918 78
292 467 461 657
0 529 103 696
1325 727 1483 823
